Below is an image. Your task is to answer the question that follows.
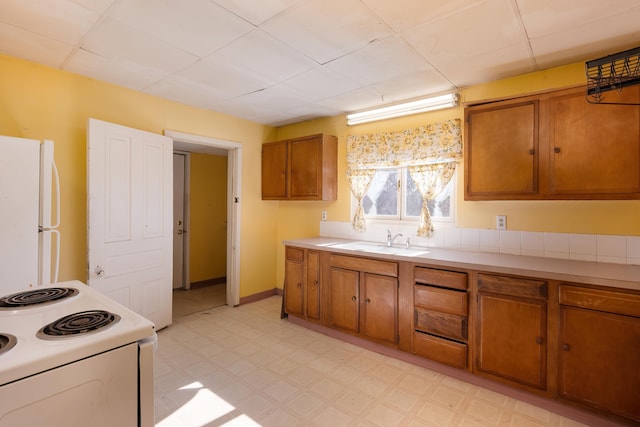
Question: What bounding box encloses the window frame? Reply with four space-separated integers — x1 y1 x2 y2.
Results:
351 166 456 225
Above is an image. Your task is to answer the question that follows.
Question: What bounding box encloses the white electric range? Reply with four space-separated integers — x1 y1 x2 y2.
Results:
0 280 156 427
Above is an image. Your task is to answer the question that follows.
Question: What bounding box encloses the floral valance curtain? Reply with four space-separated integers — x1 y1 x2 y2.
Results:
346 119 462 171
346 119 462 235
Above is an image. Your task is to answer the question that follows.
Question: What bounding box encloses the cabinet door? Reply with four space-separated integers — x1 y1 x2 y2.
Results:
290 135 322 199
329 267 359 333
548 86 640 196
361 273 398 345
261 141 287 199
476 292 547 389
465 101 538 199
559 306 640 422
284 256 304 317
306 251 320 321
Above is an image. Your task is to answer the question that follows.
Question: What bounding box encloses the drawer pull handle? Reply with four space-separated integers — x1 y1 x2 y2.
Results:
365 298 371 304
297 282 302 288
562 343 571 351
351 296 357 301
536 337 544 345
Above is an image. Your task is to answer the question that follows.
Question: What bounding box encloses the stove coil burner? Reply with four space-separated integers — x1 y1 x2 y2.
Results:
37 310 121 340
0 333 17 356
0 287 79 309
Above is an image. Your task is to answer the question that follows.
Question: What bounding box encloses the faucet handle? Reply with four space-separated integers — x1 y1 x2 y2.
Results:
406 237 411 249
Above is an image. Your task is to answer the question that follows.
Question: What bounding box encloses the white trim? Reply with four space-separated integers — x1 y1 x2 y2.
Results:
165 130 242 307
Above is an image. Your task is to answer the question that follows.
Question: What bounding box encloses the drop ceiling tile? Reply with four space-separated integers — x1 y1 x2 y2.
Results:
72 0 115 14
282 66 362 101
107 0 254 57
319 87 384 113
362 0 486 32
403 0 524 68
177 55 271 100
212 29 317 85
212 0 299 26
367 69 455 103
326 36 436 86
65 48 166 90
144 75 232 108
80 17 198 75
0 0 100 44
0 23 74 67
434 43 534 88
217 84 309 111
517 0 640 38
261 0 393 64
529 7 640 69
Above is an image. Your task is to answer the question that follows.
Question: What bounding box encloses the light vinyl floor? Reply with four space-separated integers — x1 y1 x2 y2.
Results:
154 296 591 427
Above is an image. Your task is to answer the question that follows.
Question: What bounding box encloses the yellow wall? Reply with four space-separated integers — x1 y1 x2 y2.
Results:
0 54 278 297
272 61 640 288
189 153 227 282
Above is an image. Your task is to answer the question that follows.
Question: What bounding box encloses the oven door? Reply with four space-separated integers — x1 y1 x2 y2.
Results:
0 343 139 427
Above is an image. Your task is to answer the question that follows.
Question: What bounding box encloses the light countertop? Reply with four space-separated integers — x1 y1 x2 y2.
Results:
284 237 640 291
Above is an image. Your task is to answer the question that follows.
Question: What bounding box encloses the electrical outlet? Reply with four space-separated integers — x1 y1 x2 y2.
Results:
496 215 506 230
321 210 327 221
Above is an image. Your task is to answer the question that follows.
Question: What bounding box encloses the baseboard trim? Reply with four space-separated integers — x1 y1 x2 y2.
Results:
238 287 281 305
190 277 226 289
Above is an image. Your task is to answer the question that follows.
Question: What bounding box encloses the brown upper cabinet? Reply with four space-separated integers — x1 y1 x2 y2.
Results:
465 85 640 200
261 133 337 200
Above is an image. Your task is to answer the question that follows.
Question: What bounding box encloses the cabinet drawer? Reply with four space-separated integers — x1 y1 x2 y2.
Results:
414 285 467 316
286 246 304 262
478 273 547 300
329 254 398 277
414 308 467 342
415 267 467 290
559 285 640 317
413 331 467 369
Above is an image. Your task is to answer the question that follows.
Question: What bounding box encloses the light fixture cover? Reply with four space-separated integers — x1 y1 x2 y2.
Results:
346 93 459 125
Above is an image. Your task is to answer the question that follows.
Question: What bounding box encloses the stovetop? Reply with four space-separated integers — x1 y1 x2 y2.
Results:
0 280 155 386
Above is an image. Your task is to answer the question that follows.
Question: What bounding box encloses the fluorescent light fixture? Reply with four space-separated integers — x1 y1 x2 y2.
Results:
346 93 459 125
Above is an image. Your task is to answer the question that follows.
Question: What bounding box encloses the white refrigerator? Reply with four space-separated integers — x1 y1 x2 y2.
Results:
0 136 60 295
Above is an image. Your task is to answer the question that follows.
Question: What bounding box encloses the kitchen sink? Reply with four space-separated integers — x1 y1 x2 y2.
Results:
328 241 430 257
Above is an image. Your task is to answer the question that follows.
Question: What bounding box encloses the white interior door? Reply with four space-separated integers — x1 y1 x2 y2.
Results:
87 118 173 329
172 153 186 289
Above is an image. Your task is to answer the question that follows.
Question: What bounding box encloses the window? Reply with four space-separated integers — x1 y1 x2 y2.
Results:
360 167 454 222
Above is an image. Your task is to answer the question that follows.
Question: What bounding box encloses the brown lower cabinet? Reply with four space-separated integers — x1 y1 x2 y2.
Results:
327 254 398 346
283 245 640 424
558 285 640 423
412 267 469 369
283 247 321 322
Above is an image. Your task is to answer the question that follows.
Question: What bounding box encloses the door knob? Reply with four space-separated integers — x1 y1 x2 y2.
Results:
95 265 105 278
177 229 183 235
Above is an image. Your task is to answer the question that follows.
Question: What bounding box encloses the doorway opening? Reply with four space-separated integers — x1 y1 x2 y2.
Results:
165 130 242 313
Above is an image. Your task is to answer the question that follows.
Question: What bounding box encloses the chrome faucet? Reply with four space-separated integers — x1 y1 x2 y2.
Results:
386 229 403 247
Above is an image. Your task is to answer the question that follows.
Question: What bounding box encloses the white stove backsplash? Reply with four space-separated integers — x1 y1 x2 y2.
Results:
319 221 640 266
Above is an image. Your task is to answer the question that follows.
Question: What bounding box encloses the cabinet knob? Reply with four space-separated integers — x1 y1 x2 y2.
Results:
365 298 371 304
528 148 535 155
351 296 357 301
554 147 561 153
562 343 571 351
536 337 544 345
296 282 302 288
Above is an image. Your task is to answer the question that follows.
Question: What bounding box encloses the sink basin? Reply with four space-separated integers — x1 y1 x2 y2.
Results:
328 241 430 257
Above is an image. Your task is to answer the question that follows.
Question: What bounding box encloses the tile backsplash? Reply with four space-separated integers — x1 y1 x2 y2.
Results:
319 221 640 266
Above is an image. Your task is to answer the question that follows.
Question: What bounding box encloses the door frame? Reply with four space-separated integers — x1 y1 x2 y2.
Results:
172 151 190 290
165 130 242 307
